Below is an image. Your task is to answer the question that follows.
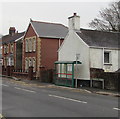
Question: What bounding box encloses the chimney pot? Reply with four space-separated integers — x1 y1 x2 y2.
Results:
74 13 77 16
68 13 80 30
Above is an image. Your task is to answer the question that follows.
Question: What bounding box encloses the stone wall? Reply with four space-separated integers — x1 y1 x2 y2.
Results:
90 68 120 91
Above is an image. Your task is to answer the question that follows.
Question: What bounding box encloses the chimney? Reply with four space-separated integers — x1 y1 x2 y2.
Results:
9 27 16 36
68 13 80 30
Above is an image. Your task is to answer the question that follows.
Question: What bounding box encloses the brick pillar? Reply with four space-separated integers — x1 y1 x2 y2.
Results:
6 66 10 76
10 66 14 76
28 66 33 80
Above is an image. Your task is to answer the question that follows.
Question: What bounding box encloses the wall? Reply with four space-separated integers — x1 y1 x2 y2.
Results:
59 30 90 80
90 48 103 69
16 40 22 70
90 68 119 91
41 38 63 69
22 24 37 71
90 47 119 72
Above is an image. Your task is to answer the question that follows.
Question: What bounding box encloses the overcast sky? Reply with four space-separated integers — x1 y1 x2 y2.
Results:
0 0 116 35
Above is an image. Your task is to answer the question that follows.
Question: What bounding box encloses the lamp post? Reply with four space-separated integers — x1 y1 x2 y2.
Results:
75 53 80 88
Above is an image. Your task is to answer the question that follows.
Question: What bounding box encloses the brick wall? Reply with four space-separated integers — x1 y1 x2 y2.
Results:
41 38 63 69
22 24 37 71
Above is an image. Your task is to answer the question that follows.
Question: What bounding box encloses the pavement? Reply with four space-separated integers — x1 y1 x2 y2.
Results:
1 75 120 97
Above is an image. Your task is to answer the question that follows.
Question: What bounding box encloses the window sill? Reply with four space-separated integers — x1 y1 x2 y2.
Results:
25 51 36 53
104 63 112 65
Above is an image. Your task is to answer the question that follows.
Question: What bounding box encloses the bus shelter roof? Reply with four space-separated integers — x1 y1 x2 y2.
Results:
55 61 82 64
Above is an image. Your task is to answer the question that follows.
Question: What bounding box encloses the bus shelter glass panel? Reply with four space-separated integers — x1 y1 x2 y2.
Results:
55 63 73 87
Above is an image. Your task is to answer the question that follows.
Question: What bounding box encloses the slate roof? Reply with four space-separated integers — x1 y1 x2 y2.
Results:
76 29 120 49
31 21 68 39
2 32 25 44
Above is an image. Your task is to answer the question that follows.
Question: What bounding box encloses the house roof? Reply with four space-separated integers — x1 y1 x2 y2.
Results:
76 29 120 49
31 20 68 39
2 32 25 44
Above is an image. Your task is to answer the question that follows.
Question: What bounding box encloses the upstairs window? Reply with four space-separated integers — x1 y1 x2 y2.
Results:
29 39 32 52
104 51 111 64
25 39 28 52
33 38 36 52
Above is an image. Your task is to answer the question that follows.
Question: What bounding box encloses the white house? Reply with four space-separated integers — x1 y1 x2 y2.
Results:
58 13 120 81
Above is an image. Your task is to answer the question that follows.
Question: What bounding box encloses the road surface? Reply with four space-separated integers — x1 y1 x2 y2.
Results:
1 77 119 117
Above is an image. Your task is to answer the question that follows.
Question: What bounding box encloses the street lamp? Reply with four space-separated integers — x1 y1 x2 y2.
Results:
75 53 80 88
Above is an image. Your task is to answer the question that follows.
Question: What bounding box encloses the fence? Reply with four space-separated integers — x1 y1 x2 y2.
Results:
39 68 55 83
2 66 34 80
90 68 120 91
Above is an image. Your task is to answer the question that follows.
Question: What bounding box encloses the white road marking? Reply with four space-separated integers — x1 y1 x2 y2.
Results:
49 94 87 104
14 87 36 93
113 107 120 111
2 84 9 87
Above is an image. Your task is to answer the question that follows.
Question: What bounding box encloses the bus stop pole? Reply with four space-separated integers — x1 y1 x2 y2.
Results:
75 60 77 88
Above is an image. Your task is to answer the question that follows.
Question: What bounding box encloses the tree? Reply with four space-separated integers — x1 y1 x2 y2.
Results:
89 1 120 32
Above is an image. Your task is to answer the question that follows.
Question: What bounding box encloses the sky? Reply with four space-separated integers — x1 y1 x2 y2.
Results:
0 0 116 35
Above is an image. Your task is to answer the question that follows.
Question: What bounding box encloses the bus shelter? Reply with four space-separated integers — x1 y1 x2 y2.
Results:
54 61 82 88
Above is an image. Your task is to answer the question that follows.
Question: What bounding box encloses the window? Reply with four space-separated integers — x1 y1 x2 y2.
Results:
10 57 14 66
6 45 9 53
104 51 111 64
29 39 32 52
25 58 29 72
4 45 7 54
29 58 32 67
7 57 9 66
26 39 28 52
32 58 36 72
33 38 36 51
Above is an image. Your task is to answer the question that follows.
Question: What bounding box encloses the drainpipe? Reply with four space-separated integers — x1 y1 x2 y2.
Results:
58 38 61 48
103 48 104 69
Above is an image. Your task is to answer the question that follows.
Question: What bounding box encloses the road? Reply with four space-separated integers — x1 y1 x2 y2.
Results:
1 77 119 117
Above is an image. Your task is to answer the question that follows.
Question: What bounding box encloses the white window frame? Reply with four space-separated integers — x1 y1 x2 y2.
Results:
29 39 32 52
25 58 29 72
33 38 36 52
29 58 32 67
104 51 112 64
32 58 36 72
25 39 28 52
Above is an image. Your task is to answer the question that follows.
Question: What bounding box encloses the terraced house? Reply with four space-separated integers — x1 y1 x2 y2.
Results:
22 19 68 77
2 27 24 70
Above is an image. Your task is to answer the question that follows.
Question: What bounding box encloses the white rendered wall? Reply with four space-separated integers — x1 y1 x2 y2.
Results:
90 47 119 72
59 30 90 80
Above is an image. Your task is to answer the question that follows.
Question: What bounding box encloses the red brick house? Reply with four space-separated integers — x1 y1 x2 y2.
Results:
22 20 68 77
2 27 24 70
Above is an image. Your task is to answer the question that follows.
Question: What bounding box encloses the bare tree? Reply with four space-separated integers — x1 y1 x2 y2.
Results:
89 1 120 32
